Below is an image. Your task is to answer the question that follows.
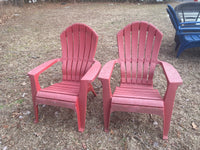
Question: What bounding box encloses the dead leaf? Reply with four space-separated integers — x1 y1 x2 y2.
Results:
191 122 198 130
110 129 114 135
82 143 87 150
177 130 181 138
124 140 128 150
12 112 21 117
3 125 9 129
163 143 167 147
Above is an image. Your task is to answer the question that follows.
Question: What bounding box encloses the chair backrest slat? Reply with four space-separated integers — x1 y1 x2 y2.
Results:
148 30 162 84
60 30 67 80
86 32 98 71
71 24 79 80
131 22 140 83
117 21 163 85
66 27 73 80
80 27 92 77
118 30 126 83
143 25 156 84
60 24 98 81
137 22 148 83
76 25 86 80
124 25 132 83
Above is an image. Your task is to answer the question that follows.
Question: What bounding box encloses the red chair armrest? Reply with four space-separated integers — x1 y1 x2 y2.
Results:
158 60 183 85
28 58 60 77
28 58 60 93
98 59 118 81
81 60 101 83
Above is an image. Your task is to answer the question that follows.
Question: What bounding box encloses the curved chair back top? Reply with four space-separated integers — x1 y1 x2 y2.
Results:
60 23 98 81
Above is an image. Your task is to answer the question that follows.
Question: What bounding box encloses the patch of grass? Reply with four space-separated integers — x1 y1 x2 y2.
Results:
0 105 4 109
15 99 24 104
0 99 25 110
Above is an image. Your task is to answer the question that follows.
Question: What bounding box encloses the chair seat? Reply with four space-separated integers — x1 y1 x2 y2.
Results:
112 84 164 108
36 81 80 103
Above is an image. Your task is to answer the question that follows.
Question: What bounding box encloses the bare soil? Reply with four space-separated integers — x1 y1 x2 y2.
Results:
0 2 200 149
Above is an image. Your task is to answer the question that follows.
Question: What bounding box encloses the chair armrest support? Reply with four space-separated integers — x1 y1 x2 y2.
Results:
158 61 183 125
28 58 60 93
78 60 101 130
81 60 101 83
98 59 118 110
98 59 118 129
158 60 183 86
98 59 118 132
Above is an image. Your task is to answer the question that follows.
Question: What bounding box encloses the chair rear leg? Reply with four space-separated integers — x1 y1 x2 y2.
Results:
175 42 180 51
34 104 39 123
88 83 97 96
177 44 187 57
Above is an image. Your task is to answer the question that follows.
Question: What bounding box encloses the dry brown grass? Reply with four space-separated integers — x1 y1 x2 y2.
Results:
0 2 200 149
0 4 20 24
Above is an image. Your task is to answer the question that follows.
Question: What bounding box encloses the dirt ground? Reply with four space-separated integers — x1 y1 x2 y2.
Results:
0 2 200 149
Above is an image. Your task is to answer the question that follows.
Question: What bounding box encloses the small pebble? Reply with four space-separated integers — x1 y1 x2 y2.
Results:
153 121 158 126
153 142 159 147
55 111 59 117
22 93 27 97
19 116 23 119
23 111 31 115
3 146 8 150
22 82 26 86
14 14 20 16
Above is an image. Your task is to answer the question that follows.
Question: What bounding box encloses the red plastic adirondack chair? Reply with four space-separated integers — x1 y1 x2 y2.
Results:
28 23 101 132
98 21 182 139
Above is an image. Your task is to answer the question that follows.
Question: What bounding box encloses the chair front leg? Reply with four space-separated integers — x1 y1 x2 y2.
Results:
29 75 40 123
163 84 179 140
77 80 88 132
101 79 112 132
